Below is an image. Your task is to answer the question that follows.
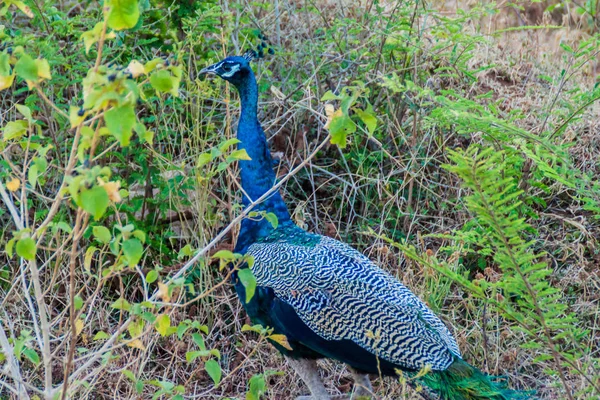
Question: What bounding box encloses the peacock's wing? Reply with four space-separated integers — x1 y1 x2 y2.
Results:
247 232 461 371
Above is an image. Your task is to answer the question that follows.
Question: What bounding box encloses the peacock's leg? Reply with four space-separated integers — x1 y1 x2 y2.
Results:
348 367 373 399
286 357 337 400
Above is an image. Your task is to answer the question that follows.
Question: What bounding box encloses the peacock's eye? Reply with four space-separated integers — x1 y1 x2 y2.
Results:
222 64 232 72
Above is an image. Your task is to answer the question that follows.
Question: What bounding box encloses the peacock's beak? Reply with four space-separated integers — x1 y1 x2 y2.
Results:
199 64 219 76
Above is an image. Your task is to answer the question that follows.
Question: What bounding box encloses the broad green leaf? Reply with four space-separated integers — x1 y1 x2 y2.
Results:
15 54 38 81
212 250 234 260
204 359 221 386
106 0 140 31
122 238 143 266
149 69 176 94
192 333 206 350
247 374 266 400
156 314 171 336
93 226 111 244
145 270 158 284
105 104 136 146
238 268 256 303
354 107 377 135
3 120 28 141
16 237 36 260
227 149 251 162
28 164 38 187
80 186 109 221
5 238 15 258
110 298 131 311
74 296 84 310
81 22 104 54
328 113 356 149
265 212 278 229
15 104 33 123
218 138 240 152
321 91 341 101
22 348 40 365
93 331 110 340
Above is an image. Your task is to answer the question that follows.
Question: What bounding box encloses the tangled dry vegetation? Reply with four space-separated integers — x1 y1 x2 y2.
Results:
1 0 599 399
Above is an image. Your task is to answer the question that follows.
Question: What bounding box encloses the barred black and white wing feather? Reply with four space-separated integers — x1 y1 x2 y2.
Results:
247 231 461 371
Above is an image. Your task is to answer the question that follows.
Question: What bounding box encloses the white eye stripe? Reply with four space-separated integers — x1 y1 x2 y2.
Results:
221 63 240 78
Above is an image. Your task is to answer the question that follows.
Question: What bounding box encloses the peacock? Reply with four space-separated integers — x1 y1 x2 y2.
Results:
200 50 529 400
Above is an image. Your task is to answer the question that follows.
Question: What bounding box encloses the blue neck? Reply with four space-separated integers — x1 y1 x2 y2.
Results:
233 69 291 249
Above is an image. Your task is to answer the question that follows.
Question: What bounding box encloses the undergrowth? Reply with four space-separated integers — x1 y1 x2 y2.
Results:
0 0 599 399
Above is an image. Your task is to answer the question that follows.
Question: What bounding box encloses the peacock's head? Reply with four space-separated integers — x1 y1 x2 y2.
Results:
199 51 256 87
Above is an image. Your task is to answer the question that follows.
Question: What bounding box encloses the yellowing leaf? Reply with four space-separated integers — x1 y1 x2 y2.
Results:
268 334 293 351
155 313 171 336
6 178 20 192
75 319 84 336
12 1 34 18
69 106 85 128
127 60 145 78
98 178 122 202
0 73 14 91
34 59 51 80
3 120 28 140
80 23 116 54
157 282 170 302
323 104 336 130
126 339 146 350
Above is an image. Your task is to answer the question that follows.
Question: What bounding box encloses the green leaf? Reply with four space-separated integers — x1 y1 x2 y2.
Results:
212 250 234 260
156 314 171 336
321 91 341 101
247 374 266 400
328 113 356 148
237 268 256 303
5 238 15 258
145 270 158 284
3 120 28 141
110 298 131 311
105 104 136 147
27 164 38 187
122 238 143 266
0 52 10 76
93 331 110 340
22 348 40 365
106 0 140 31
204 359 221 386
149 69 177 95
122 369 136 382
93 226 112 244
185 350 206 363
264 212 278 229
354 107 377 135
80 186 109 221
227 149 251 161
15 54 38 81
74 296 84 310
192 333 206 350
15 104 33 123
16 237 36 260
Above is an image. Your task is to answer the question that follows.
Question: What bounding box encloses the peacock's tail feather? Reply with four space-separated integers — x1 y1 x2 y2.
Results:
411 358 532 400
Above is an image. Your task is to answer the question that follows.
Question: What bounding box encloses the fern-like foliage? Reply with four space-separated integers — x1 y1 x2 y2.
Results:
443 146 589 396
